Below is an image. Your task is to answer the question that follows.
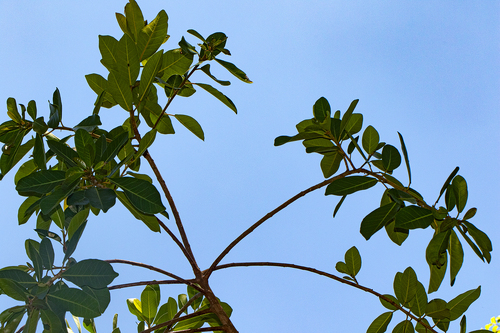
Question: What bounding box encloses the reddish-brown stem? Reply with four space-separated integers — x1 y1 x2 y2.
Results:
109 279 194 290
207 168 361 277
213 262 437 333
157 217 191 261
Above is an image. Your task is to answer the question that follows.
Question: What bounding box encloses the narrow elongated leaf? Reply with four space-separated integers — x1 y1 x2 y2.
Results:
124 0 144 40
463 221 492 263
18 196 39 225
448 230 464 286
116 191 160 232
394 206 433 230
426 230 451 266
67 209 89 240
39 238 54 269
115 34 140 86
137 10 168 61
360 202 400 240
74 129 95 168
100 131 129 163
99 35 119 72
7 98 22 123
141 284 160 324
64 222 86 262
16 170 66 195
136 129 157 157
428 254 447 293
0 278 28 301
339 99 359 135
398 132 411 185
174 114 204 140
325 176 377 196
48 288 101 318
46 140 79 168
214 58 252 83
28 242 43 282
33 133 46 170
138 50 163 101
362 125 379 154
452 175 467 213
62 259 118 289
366 312 392 333
447 286 481 321
437 167 459 203
199 64 230 86
194 83 237 113
110 177 165 214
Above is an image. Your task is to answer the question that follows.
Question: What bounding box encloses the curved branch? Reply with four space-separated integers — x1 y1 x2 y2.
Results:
140 308 212 333
207 169 360 276
105 259 195 287
109 279 193 290
213 262 438 333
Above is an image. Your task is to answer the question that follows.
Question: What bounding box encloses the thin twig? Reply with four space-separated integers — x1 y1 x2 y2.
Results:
109 279 194 290
140 309 212 333
213 262 438 333
157 217 191 261
206 169 361 277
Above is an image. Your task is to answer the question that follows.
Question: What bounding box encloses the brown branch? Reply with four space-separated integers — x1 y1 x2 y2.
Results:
165 328 225 333
213 262 438 333
105 259 195 287
109 279 193 290
157 217 191 261
206 169 361 277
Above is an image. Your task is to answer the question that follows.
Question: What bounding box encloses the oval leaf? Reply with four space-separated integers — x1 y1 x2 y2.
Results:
110 177 165 214
62 259 118 289
174 114 204 141
325 176 377 196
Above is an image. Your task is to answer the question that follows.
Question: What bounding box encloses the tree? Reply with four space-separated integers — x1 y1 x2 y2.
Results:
0 1 496 332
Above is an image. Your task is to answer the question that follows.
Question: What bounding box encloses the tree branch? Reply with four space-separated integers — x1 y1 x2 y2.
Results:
213 262 438 333
206 169 361 277
140 308 212 333
109 279 193 290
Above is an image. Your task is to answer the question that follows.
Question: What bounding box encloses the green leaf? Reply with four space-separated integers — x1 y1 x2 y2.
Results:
313 97 330 123
333 195 346 218
379 294 399 311
6 98 22 123
26 100 37 120
447 286 480 321
159 49 193 81
445 184 456 212
136 130 157 159
320 150 343 178
74 129 95 168
154 297 177 325
33 116 48 134
40 309 63 333
392 320 414 333
47 288 101 318
33 133 46 170
62 259 118 289
448 230 463 286
381 144 401 172
194 83 237 113
67 208 89 240
99 35 119 72
463 207 477 220
100 131 129 163
48 90 62 128
116 191 160 232
85 187 116 213
110 177 165 214
428 254 447 294
124 0 144 41
64 221 86 262
46 140 79 168
0 269 37 288
107 72 133 111
39 238 54 269
127 298 146 322
394 206 433 230
28 242 43 282
137 10 169 61
452 175 467 213
325 176 377 196
415 318 432 333
362 125 379 154
366 312 392 333
0 278 28 301
463 221 492 263
174 114 204 141
18 196 39 225
344 246 361 277
437 166 459 203
39 173 82 215
393 267 417 306
85 74 117 108
398 132 411 185
138 51 163 102
426 230 450 267
16 170 66 195
82 286 111 314
339 99 358 135
199 64 230 86
115 34 140 87
410 281 427 317
141 284 160 324
214 58 252 83
385 220 409 246
426 298 450 320
360 202 400 240
74 115 102 132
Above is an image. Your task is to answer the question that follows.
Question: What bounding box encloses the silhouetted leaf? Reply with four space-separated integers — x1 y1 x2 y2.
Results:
325 176 377 196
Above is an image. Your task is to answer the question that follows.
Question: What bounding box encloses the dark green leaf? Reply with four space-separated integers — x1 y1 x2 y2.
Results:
107 72 133 111
110 177 165 214
426 230 450 267
320 150 343 178
194 83 237 113
448 230 464 286
39 309 63 333
154 297 177 325
64 221 86 262
46 140 79 168
159 49 193 81
82 286 111 314
39 173 82 215
85 187 116 213
124 0 144 41
393 267 417 306
366 312 392 333
0 279 28 301
333 195 346 218
463 207 477 220
138 50 164 102
6 98 22 123
382 144 401 172
214 58 252 83
28 242 43 281
74 115 102 132
452 175 467 213
379 294 399 311
325 176 377 196
62 259 118 289
313 97 330 123
392 320 414 333
33 134 46 170
100 131 129 163
447 286 480 321
199 64 230 86
85 74 117 108
33 116 48 134
428 254 447 294
398 132 411 185
47 288 101 318
463 221 492 263
339 99 358 135
16 170 66 195
437 167 459 203
362 125 379 154
426 298 450 320
137 10 169 61
410 281 427 317
0 269 37 289
415 318 432 333
385 220 409 246
344 246 361 277
116 191 160 232
39 238 54 269
174 114 204 140
445 184 456 212
99 35 119 72
67 208 89 240
360 202 400 240
394 206 433 230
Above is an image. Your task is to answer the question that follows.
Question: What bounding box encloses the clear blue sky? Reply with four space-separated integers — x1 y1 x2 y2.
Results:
0 1 498 332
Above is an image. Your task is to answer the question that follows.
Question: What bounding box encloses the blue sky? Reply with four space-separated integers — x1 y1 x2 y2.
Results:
0 1 498 332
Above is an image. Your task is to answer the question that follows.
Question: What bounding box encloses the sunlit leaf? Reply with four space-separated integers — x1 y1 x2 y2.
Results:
174 114 204 141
